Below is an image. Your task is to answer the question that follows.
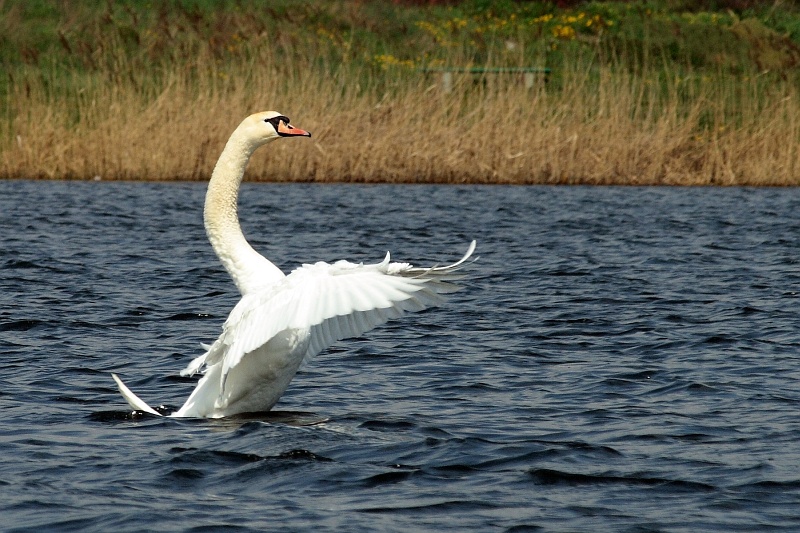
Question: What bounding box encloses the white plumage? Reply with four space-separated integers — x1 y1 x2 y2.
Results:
112 111 475 418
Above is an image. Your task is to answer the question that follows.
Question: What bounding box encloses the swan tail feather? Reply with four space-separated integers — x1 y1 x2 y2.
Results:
111 373 162 416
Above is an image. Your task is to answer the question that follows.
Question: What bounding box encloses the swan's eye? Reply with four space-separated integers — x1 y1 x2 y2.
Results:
265 116 290 130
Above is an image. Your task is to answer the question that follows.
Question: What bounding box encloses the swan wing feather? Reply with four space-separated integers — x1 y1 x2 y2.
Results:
182 241 475 388
112 373 162 416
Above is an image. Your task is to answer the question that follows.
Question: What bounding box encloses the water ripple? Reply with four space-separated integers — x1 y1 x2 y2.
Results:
0 182 799 531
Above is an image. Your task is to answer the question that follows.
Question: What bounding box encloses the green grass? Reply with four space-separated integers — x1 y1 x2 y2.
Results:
3 0 798 92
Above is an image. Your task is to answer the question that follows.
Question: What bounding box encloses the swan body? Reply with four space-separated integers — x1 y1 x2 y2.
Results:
113 111 476 418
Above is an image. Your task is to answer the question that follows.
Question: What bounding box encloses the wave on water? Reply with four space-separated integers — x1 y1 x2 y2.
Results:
1 182 799 531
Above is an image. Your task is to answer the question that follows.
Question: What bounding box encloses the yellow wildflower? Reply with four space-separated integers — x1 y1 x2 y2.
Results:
552 24 576 40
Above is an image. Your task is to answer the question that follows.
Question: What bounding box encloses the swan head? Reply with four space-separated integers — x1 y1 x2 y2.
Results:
237 111 311 148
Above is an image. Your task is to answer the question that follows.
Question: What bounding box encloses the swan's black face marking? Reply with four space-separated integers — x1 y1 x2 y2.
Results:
265 115 291 135
266 115 311 138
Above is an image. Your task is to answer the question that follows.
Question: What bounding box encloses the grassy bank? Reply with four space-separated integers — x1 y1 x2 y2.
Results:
2 0 800 185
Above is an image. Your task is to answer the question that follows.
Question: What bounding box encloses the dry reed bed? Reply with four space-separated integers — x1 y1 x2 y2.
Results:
3 61 799 185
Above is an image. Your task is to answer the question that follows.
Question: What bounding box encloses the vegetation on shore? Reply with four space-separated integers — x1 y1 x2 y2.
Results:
2 0 800 185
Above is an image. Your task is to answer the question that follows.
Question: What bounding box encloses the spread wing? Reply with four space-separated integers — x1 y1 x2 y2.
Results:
181 241 476 387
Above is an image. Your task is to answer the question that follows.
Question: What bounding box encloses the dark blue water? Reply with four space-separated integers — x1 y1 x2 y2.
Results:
1 181 799 532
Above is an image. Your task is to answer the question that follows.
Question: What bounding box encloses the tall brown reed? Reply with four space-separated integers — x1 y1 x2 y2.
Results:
2 36 799 185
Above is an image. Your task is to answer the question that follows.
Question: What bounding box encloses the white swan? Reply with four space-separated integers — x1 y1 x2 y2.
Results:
112 111 476 418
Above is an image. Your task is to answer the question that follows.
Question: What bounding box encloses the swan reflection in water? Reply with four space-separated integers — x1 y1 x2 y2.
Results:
113 111 476 418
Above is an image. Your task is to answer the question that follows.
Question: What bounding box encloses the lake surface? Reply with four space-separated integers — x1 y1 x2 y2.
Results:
1 181 799 532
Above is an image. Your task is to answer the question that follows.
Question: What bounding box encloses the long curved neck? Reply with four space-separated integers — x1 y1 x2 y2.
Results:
205 131 282 294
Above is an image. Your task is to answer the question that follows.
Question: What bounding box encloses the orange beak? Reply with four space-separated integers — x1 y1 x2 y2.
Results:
277 120 311 138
